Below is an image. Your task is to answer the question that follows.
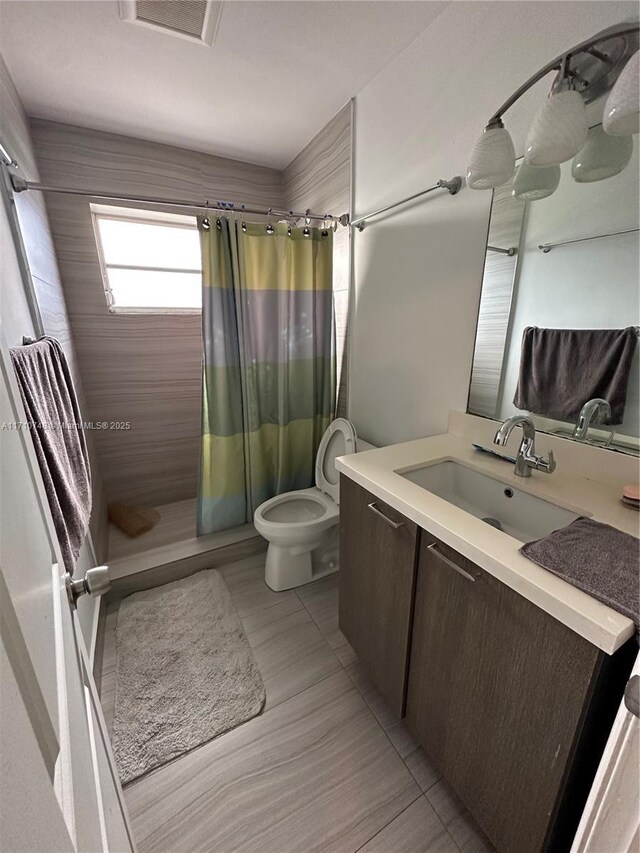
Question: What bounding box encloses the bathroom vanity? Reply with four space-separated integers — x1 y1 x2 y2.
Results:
337 430 637 853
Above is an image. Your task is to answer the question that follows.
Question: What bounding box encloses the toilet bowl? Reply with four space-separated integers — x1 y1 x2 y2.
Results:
254 418 357 591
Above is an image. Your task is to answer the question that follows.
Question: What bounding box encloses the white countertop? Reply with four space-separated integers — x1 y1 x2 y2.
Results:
336 432 638 655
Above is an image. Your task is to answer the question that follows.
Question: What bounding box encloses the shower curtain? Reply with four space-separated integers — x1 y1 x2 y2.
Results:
197 218 335 535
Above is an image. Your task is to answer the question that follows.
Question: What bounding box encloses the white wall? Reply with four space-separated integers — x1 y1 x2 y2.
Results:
349 0 637 447
499 152 639 436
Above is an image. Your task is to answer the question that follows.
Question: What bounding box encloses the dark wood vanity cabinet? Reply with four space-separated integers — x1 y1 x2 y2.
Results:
339 477 634 853
406 532 633 853
338 475 418 716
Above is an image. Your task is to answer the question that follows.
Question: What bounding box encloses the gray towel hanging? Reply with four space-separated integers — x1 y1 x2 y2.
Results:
513 326 638 423
10 336 91 574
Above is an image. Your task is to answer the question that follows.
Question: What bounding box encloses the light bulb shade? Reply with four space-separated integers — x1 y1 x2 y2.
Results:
572 125 634 183
603 51 639 136
524 89 588 166
466 124 515 190
512 161 560 200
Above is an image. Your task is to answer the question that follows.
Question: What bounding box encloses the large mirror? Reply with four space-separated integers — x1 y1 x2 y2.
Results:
468 124 639 456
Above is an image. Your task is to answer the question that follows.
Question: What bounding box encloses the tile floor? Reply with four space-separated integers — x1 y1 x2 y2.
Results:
101 553 494 853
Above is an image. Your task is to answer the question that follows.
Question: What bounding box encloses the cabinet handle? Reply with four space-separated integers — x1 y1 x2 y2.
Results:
367 502 404 529
427 543 476 582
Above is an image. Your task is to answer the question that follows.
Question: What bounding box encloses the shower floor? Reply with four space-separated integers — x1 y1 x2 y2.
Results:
108 498 258 583
109 498 199 560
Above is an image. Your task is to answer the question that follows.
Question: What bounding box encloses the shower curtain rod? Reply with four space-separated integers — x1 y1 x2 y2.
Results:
350 176 463 231
9 174 351 226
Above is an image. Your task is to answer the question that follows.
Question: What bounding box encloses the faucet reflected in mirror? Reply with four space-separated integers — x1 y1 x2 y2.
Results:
494 415 556 478
573 398 613 442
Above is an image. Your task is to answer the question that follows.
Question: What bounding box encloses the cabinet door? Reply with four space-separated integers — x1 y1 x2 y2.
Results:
339 475 418 716
407 534 604 853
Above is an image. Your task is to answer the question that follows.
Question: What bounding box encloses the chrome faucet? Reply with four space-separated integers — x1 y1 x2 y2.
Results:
573 398 612 442
494 415 556 478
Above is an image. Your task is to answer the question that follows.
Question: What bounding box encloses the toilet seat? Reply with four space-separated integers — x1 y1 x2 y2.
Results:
254 487 338 541
315 418 357 503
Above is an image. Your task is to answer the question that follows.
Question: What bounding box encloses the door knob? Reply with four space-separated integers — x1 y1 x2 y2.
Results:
624 675 639 718
65 565 111 607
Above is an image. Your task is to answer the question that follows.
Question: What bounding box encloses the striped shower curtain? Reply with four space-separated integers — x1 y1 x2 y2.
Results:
197 218 335 535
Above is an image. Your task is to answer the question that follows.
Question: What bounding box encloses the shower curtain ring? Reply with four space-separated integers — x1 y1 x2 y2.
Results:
266 208 275 235
202 200 211 231
241 204 247 233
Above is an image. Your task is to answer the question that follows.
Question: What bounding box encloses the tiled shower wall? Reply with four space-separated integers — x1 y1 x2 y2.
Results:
31 105 351 508
283 104 352 418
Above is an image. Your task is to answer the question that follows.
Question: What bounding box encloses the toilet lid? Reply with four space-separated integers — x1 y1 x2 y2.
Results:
315 418 357 503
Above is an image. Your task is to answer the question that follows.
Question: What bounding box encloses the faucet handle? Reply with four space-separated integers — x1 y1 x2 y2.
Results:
535 449 556 474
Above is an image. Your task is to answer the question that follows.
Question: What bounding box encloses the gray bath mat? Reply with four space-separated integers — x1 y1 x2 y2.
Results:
112 569 265 784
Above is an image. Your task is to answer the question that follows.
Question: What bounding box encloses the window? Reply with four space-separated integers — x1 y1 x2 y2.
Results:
91 205 202 312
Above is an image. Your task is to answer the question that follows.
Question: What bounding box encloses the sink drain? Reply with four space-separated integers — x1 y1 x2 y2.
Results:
482 517 503 531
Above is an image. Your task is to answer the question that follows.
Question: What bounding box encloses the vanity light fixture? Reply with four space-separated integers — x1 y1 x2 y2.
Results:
467 22 639 192
466 119 516 190
603 50 639 136
524 61 588 167
572 124 634 183
512 161 561 201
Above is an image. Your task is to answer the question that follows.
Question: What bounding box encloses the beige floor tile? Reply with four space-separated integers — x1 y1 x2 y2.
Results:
427 780 495 853
221 555 299 617
345 661 440 794
240 593 304 640
345 660 401 731
297 573 358 667
125 671 420 853
386 720 441 793
358 795 459 853
242 605 342 710
296 572 339 618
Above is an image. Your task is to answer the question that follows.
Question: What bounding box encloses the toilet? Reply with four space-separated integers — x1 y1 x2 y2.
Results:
254 418 357 591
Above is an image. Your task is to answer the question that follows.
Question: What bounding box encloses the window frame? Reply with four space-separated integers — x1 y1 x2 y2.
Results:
90 204 202 315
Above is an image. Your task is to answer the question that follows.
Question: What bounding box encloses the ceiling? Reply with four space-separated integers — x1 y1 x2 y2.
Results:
0 0 448 169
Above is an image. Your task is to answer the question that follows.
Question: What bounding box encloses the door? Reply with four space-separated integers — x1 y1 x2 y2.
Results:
0 337 135 852
338 475 418 716
571 651 640 853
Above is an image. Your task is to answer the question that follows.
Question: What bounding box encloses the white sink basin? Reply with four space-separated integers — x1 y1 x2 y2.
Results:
399 460 581 543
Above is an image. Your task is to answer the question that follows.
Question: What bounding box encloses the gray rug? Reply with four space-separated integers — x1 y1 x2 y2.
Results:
112 569 265 784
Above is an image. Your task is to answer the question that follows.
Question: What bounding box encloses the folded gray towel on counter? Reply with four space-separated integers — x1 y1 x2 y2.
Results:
513 326 638 424
521 517 639 630
10 337 91 575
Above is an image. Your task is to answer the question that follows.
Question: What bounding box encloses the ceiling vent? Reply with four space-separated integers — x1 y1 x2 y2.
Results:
119 1 222 46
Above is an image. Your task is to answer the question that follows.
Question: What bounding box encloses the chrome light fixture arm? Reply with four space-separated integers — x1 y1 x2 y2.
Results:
467 21 639 192
487 22 640 127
